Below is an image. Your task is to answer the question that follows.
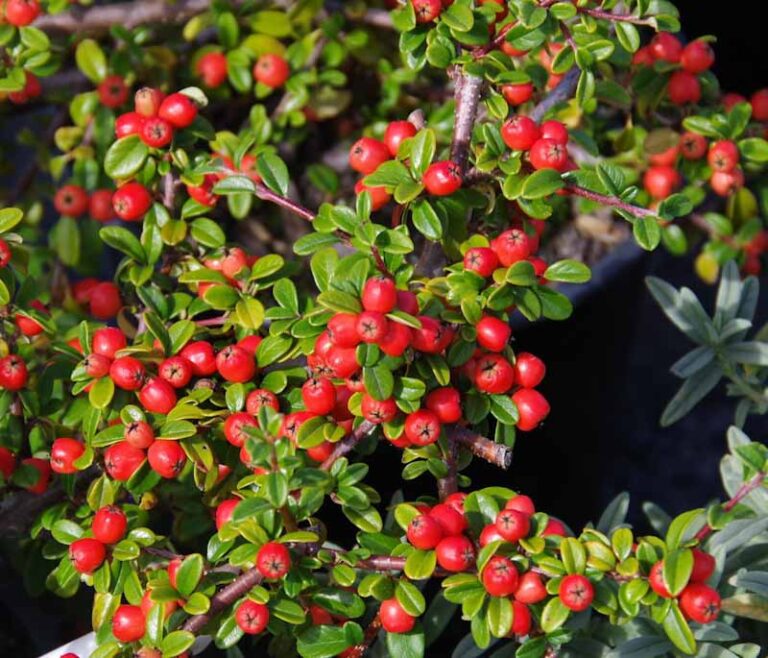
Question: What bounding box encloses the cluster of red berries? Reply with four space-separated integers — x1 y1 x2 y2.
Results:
195 247 261 298
68 505 128 574
1 70 41 104
643 136 745 201
723 88 768 125
348 120 463 204
71 277 123 320
53 183 115 222
115 87 198 149
396 493 579 635
196 49 289 92
0 445 52 493
633 33 715 105
1 0 40 26
501 116 571 172
648 548 721 624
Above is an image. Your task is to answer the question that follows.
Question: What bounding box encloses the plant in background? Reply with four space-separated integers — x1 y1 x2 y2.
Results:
0 1 767 658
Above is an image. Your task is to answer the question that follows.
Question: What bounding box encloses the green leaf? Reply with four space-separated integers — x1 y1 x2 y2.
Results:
363 365 394 401
213 175 257 195
75 39 107 83
633 216 661 251
104 136 149 180
404 549 437 580
386 629 425 658
364 160 413 188
51 519 84 545
175 554 204 597
100 226 145 263
665 509 705 550
663 604 696 655
257 153 289 196
615 22 640 53
396 580 426 616
487 596 513 638
297 623 358 658
89 376 115 410
410 129 436 177
317 290 362 314
540 597 570 632
663 549 693 597
660 362 722 427
0 207 23 233
560 538 587 574
190 218 226 248
160 630 196 657
544 259 591 283
658 194 693 220
739 138 768 163
522 169 564 199
411 199 443 240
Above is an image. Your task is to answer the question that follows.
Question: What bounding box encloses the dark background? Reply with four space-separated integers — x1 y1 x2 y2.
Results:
3 2 768 655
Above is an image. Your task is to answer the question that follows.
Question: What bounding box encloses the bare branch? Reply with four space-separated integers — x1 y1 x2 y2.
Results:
450 71 484 174
529 67 579 123
320 421 376 471
448 425 513 470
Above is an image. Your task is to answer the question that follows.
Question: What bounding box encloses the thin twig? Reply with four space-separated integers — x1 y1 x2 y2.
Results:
320 421 376 471
695 471 767 541
529 67 579 123
565 185 656 218
577 7 655 26
437 434 458 501
448 425 513 469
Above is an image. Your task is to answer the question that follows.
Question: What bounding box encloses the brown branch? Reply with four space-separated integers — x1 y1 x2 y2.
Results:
320 421 376 471
565 185 656 218
344 613 383 658
695 471 767 541
358 8 393 29
472 22 514 59
437 434 458 501
450 71 484 174
162 172 176 212
529 67 579 123
577 7 655 26
34 0 223 34
448 425 513 470
182 567 264 634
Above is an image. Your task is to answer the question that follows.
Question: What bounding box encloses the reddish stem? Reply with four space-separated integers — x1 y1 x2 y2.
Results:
344 613 383 658
320 421 376 471
695 471 767 541
254 182 316 222
565 185 656 218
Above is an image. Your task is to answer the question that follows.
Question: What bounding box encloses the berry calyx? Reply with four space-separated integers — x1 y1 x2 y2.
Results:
679 583 721 624
235 600 269 634
482 555 519 597
559 574 594 612
256 541 291 579
423 160 462 196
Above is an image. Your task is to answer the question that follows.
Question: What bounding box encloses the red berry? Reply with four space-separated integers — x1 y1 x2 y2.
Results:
404 409 441 446
505 494 535 516
216 345 256 383
180 341 217 376
650 32 682 63
309 604 333 626
529 138 568 171
495 508 530 542
649 561 673 598
356 311 389 344
502 82 534 106
643 165 681 200
475 316 511 352
649 143 680 167
113 182 152 222
221 248 249 279
429 503 467 535
0 354 27 390
425 387 462 423
379 321 413 357
501 116 541 151
482 555 519 597
92 327 126 359
384 120 417 157
50 437 85 474
349 137 391 175
510 600 532 636
134 87 164 116
328 313 362 348
104 442 145 481
362 276 397 313
140 116 174 148
110 356 145 391
147 440 186 478
559 574 594 611
280 411 314 443
514 571 547 604
90 282 122 319
54 185 89 217
464 247 499 277
423 160 462 196
708 140 739 172
514 353 546 389
412 0 442 23
543 517 569 537
139 377 177 414
246 389 280 415
751 89 768 122
668 70 701 105
411 316 453 354
4 0 40 25
15 303 45 336
216 498 239 530
69 538 106 574
124 421 155 450
158 356 193 388
680 132 707 160
407 513 444 549
474 353 515 394
257 541 291 579
89 189 115 222
92 505 128 544
690 548 716 583
112 604 146 643
196 51 228 88
253 53 290 89
512 388 550 431
326 346 359 379
479 523 505 546
237 335 262 356
306 440 335 462
492 229 532 266
361 394 398 424
158 93 198 128
380 598 416 633
302 378 336 415
397 290 419 315
235 600 269 634
98 75 129 109
0 238 11 268
681 40 714 74
355 180 390 211
435 535 476 572
679 583 720 624
0 446 15 480
115 112 145 138
187 174 219 207
632 46 654 66
7 71 41 104
540 120 569 145
140 590 177 620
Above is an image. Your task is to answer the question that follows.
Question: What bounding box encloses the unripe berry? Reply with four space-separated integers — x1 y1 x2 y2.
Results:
379 598 416 633
134 87 164 116
559 574 594 611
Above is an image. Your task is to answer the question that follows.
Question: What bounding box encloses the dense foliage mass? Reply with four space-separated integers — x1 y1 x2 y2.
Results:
0 1 767 657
